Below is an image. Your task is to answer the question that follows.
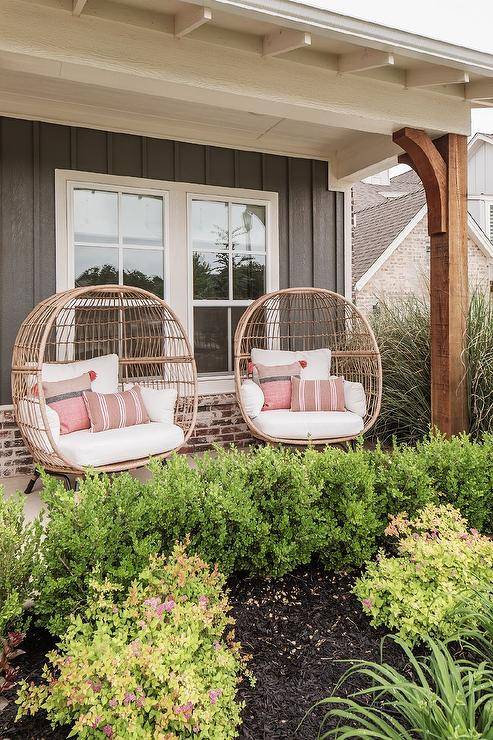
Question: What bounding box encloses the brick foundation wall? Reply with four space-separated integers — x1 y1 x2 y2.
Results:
0 394 256 478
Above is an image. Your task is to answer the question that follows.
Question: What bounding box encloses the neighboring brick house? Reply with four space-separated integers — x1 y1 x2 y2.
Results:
352 143 493 315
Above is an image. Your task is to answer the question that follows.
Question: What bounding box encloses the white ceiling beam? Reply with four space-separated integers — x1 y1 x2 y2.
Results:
338 48 394 74
174 6 212 38
406 65 469 88
466 79 493 101
263 29 311 57
72 0 87 16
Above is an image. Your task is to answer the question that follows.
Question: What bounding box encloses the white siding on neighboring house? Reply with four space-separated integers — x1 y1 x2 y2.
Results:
468 136 493 197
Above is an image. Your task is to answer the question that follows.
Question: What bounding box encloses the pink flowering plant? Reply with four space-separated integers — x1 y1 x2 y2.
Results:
16 542 250 738
354 503 493 642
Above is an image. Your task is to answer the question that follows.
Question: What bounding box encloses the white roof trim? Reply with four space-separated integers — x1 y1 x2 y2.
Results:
468 132 493 158
354 203 493 291
468 215 493 259
354 204 427 292
205 0 493 74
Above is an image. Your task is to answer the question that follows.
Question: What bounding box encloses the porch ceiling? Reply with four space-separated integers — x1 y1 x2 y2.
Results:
1 0 491 182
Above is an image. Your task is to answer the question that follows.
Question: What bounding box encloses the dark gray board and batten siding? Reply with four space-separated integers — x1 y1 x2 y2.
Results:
0 117 345 404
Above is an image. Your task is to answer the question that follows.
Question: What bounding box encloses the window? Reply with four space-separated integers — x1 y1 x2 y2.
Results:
56 171 278 392
72 187 166 297
190 197 267 374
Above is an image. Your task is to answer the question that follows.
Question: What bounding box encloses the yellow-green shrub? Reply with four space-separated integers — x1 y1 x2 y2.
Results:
354 504 493 642
17 542 248 739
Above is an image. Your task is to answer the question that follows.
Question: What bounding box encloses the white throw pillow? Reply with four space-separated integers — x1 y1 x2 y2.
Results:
18 398 61 454
250 348 331 380
124 384 177 424
334 378 367 417
240 379 264 418
42 354 119 394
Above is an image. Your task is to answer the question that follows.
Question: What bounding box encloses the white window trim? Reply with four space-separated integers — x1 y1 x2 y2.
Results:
55 169 279 395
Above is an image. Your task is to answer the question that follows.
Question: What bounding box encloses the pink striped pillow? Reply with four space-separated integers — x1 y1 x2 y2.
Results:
83 386 150 433
255 361 304 410
42 371 95 435
291 376 345 412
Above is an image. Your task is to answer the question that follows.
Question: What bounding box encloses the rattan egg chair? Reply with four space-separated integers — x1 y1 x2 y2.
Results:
12 285 197 489
234 287 382 445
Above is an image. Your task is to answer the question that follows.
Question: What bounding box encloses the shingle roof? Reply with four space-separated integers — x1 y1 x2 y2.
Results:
353 169 421 213
352 184 426 284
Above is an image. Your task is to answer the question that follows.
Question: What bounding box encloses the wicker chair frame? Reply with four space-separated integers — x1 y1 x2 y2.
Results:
234 287 382 445
12 285 198 480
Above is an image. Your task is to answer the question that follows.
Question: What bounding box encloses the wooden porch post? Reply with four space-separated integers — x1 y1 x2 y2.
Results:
393 128 468 436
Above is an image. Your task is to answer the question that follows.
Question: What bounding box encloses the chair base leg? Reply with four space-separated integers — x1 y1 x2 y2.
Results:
24 470 40 495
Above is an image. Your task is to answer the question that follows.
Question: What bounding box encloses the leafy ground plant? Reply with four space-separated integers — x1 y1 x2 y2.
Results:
0 632 25 712
312 635 493 739
354 504 493 642
17 541 249 739
0 490 42 637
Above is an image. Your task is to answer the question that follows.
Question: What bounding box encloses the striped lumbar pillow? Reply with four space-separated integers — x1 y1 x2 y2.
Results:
291 376 345 412
83 385 150 433
42 371 95 435
254 361 305 410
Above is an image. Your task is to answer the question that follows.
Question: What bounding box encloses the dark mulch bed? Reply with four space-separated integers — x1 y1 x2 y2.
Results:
0 566 404 739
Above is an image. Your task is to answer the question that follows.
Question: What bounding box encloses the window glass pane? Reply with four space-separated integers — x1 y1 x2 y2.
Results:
194 307 228 374
231 204 266 252
74 189 118 244
75 246 118 286
123 249 164 297
191 200 228 251
193 253 229 299
122 193 163 246
233 254 265 300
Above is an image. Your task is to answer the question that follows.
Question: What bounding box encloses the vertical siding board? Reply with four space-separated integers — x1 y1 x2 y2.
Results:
176 142 206 183
0 119 35 404
335 191 345 295
288 157 313 287
263 154 289 288
206 147 235 187
75 128 108 173
39 123 72 300
110 133 143 177
312 160 336 290
33 122 41 304
236 151 263 190
146 138 175 181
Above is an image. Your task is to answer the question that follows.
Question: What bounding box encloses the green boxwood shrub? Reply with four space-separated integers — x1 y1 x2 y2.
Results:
18 542 248 739
34 434 493 635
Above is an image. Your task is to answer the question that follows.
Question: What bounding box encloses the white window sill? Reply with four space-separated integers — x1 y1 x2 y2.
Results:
198 375 236 396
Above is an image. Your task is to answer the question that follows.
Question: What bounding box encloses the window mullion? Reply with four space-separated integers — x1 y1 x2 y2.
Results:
118 190 123 285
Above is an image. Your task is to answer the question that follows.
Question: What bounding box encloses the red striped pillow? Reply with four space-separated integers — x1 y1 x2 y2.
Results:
255 361 305 410
291 376 345 412
83 386 150 433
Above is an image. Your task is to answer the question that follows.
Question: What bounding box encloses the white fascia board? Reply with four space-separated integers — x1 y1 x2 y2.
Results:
354 204 427 292
197 0 493 76
468 215 493 259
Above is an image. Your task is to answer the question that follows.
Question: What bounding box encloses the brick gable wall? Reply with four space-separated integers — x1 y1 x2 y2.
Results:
355 214 491 314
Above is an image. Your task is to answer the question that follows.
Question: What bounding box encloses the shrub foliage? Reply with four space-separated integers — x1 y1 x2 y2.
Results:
17 542 248 739
34 433 493 636
354 504 493 642
0 491 43 636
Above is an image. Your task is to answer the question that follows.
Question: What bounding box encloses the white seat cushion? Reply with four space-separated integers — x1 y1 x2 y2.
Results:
58 422 184 468
251 409 364 441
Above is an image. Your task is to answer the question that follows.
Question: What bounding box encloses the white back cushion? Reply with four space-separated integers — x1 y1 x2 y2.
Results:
342 379 367 418
251 348 331 380
42 354 119 394
124 384 177 424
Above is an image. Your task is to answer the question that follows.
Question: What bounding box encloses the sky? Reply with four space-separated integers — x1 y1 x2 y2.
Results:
298 1 493 54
